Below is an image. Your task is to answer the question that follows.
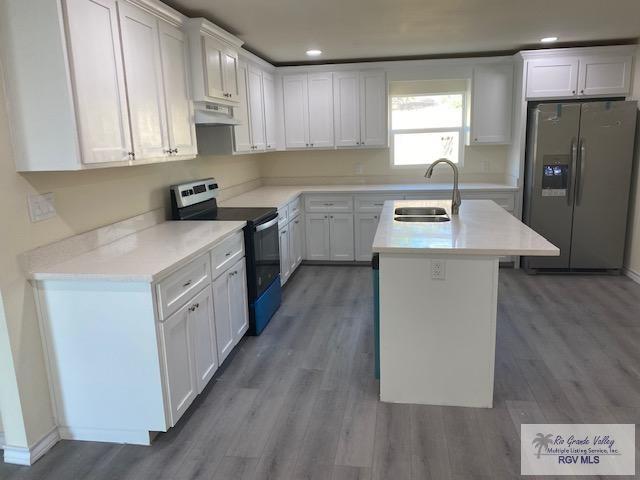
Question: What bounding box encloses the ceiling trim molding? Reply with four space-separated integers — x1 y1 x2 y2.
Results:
185 17 244 48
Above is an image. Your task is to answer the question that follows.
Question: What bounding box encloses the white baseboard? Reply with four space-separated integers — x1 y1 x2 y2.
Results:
58 426 152 445
3 427 59 466
624 267 640 284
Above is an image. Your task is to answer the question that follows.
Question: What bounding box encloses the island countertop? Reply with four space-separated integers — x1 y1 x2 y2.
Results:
372 199 559 256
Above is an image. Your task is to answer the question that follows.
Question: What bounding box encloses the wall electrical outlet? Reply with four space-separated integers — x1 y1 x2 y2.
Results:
431 259 446 280
28 192 56 222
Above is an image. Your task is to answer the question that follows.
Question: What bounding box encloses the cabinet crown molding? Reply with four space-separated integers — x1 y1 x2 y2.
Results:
518 44 637 60
124 0 186 26
186 18 244 49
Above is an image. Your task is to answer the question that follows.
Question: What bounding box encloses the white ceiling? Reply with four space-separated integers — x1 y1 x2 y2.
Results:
164 0 640 64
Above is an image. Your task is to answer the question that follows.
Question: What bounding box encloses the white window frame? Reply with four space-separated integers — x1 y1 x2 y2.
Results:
389 91 467 169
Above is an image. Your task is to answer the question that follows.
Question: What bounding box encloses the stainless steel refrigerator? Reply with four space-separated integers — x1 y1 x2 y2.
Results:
523 100 638 271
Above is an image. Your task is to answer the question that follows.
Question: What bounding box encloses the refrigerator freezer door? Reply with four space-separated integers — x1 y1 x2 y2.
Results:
569 101 637 269
523 103 581 269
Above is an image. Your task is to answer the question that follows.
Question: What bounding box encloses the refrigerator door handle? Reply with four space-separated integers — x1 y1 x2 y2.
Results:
569 137 578 206
576 138 586 205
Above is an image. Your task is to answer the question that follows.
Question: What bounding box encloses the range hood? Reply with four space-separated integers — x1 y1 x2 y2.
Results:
194 101 241 125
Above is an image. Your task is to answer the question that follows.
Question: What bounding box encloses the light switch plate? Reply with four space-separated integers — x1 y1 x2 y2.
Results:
28 192 56 222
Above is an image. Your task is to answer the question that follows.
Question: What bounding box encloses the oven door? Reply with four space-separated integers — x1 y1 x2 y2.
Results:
252 215 280 298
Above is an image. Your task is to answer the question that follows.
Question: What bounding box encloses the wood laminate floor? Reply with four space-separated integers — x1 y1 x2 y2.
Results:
1 266 640 480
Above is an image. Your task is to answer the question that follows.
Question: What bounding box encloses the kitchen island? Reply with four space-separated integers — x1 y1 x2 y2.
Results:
372 199 558 407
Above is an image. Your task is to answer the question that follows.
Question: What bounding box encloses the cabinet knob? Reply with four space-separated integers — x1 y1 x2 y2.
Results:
580 89 584 94
267 145 271 148
572 90 576 94
163 149 172 154
183 280 192 287
324 215 328 218
173 148 179 154
128 151 135 158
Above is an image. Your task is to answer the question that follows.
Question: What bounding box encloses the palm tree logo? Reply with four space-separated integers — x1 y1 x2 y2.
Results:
532 433 554 459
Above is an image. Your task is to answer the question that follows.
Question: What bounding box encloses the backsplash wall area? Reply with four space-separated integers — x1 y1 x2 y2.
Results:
258 145 510 185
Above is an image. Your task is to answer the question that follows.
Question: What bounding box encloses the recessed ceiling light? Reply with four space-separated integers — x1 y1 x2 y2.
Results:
306 49 322 57
540 36 558 43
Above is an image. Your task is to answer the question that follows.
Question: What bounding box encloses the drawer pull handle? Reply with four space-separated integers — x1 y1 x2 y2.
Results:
374 203 383 206
225 252 231 257
183 280 192 287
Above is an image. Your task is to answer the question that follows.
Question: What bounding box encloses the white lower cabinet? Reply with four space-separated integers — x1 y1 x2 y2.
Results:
355 213 380 262
162 301 197 426
190 286 219 394
279 225 291 285
304 213 354 261
289 215 304 271
212 257 247 364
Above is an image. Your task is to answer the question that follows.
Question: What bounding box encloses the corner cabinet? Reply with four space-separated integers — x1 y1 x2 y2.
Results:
0 0 198 171
524 50 633 100
469 63 513 145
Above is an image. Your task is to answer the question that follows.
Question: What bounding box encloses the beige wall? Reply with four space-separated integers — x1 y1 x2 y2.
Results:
259 144 510 185
625 45 640 276
0 69 261 447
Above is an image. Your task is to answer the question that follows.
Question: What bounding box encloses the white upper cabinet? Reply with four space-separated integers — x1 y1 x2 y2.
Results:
359 71 387 146
525 50 633 99
526 57 579 99
158 21 198 157
233 63 252 153
1 0 199 171
469 63 513 144
247 66 266 151
186 18 244 107
333 71 361 147
307 73 334 148
332 70 387 148
283 74 310 148
262 72 277 150
578 55 632 97
65 0 132 165
118 2 168 160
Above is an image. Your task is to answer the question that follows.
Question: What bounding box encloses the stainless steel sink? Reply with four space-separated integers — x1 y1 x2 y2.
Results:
394 216 450 223
394 207 447 216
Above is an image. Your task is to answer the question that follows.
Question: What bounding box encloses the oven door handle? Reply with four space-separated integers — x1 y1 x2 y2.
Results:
254 216 279 232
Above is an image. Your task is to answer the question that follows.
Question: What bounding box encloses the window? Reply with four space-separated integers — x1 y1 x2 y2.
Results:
391 92 465 166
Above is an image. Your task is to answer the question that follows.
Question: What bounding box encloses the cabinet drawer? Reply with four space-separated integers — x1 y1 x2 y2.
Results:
157 254 211 320
210 231 245 278
355 195 402 213
287 196 302 219
305 195 353 213
463 191 515 212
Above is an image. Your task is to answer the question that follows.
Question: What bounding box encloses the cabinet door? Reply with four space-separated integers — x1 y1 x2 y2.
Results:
188 287 218 394
64 0 132 164
578 55 632 97
307 73 334 148
158 21 197 157
118 3 169 160
228 258 249 342
203 36 225 101
279 226 291 285
289 215 304 271
470 64 513 144
355 213 380 262
329 213 355 261
359 71 387 147
161 304 196 426
221 48 240 103
305 214 330 261
233 63 252 152
282 74 310 148
333 71 361 147
212 273 234 364
525 58 579 99
262 72 277 150
247 66 266 150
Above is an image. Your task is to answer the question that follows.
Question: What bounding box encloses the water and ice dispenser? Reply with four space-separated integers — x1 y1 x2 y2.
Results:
541 155 569 197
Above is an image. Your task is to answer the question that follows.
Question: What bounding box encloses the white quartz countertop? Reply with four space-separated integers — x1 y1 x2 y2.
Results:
29 220 246 282
220 183 517 209
372 200 559 256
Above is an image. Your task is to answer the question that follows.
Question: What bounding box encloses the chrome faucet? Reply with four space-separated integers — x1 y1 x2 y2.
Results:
424 158 461 215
